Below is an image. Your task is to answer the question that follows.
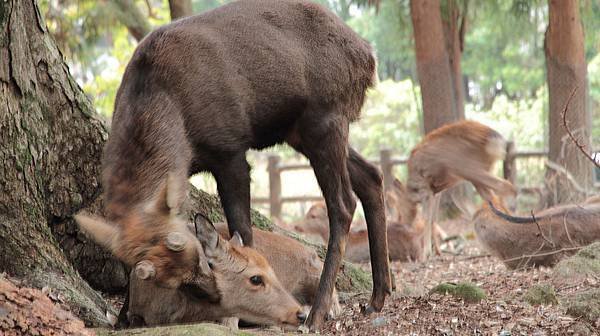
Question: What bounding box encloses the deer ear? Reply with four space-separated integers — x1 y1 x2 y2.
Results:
74 213 119 251
193 213 224 258
229 231 244 247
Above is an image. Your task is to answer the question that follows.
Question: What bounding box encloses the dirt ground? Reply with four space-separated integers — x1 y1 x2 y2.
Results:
320 219 600 335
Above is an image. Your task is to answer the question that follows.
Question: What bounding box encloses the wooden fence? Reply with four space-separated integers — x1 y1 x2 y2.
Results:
252 141 599 218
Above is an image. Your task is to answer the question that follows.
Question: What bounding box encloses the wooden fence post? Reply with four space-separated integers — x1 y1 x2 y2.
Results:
380 149 393 192
268 155 282 219
503 141 516 185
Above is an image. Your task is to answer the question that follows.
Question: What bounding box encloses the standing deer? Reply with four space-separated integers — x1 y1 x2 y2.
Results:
74 0 390 328
406 120 516 204
406 120 516 257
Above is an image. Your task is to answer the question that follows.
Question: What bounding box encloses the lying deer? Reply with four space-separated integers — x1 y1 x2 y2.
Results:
474 195 600 268
406 120 516 256
75 0 390 328
294 179 442 262
125 214 339 328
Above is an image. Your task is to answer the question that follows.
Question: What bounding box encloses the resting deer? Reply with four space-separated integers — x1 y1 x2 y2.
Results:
125 214 306 327
406 120 516 256
124 214 342 328
474 195 600 268
74 1 390 328
294 179 442 262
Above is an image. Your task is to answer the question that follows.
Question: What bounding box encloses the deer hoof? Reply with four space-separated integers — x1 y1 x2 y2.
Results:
360 303 377 315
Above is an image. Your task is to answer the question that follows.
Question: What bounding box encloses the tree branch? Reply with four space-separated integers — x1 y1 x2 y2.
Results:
112 0 151 42
169 0 193 20
561 87 600 169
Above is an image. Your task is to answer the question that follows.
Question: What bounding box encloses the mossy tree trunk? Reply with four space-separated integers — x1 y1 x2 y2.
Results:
0 0 112 326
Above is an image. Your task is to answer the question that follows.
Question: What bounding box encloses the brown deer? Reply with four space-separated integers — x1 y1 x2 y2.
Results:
474 195 600 268
125 214 305 327
406 120 516 257
406 120 516 204
74 1 391 328
294 179 442 262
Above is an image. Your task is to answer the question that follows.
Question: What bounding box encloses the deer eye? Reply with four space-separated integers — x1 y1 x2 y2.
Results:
249 275 264 286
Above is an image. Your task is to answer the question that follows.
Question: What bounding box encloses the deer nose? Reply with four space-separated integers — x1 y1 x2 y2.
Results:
296 311 307 323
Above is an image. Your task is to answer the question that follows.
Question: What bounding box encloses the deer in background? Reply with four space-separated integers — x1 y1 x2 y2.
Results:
406 120 516 257
124 214 341 328
74 0 390 328
294 178 444 262
474 195 600 269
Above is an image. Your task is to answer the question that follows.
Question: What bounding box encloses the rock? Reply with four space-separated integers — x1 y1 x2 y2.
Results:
0 275 92 336
95 323 256 335
372 316 387 327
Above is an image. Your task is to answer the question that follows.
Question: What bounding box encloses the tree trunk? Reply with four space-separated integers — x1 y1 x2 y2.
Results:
0 0 112 326
113 0 151 42
169 0 194 20
410 0 458 134
544 0 591 205
441 0 467 120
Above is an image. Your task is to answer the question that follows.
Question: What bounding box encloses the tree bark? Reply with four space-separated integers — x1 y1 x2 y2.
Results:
169 0 194 20
410 0 458 134
0 0 112 326
544 0 591 205
441 0 467 120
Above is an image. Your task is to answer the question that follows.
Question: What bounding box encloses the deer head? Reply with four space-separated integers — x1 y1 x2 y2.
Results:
75 175 214 295
193 214 306 326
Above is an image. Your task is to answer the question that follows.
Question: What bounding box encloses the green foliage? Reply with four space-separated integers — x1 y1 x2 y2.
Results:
348 0 415 80
463 1 546 101
351 79 422 158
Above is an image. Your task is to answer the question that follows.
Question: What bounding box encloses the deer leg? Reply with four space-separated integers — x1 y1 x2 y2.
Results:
347 147 391 313
423 192 441 258
213 152 253 246
290 114 354 330
456 169 516 202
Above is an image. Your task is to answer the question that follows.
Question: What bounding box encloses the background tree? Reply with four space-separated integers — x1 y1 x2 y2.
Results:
544 0 591 204
169 0 194 20
410 0 459 134
441 0 468 119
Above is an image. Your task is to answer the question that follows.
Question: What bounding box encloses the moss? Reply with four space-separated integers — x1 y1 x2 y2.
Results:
94 323 256 336
524 284 558 305
564 289 600 322
430 282 486 303
553 242 600 282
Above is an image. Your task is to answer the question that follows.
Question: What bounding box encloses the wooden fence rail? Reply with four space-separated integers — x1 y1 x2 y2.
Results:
253 141 599 218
